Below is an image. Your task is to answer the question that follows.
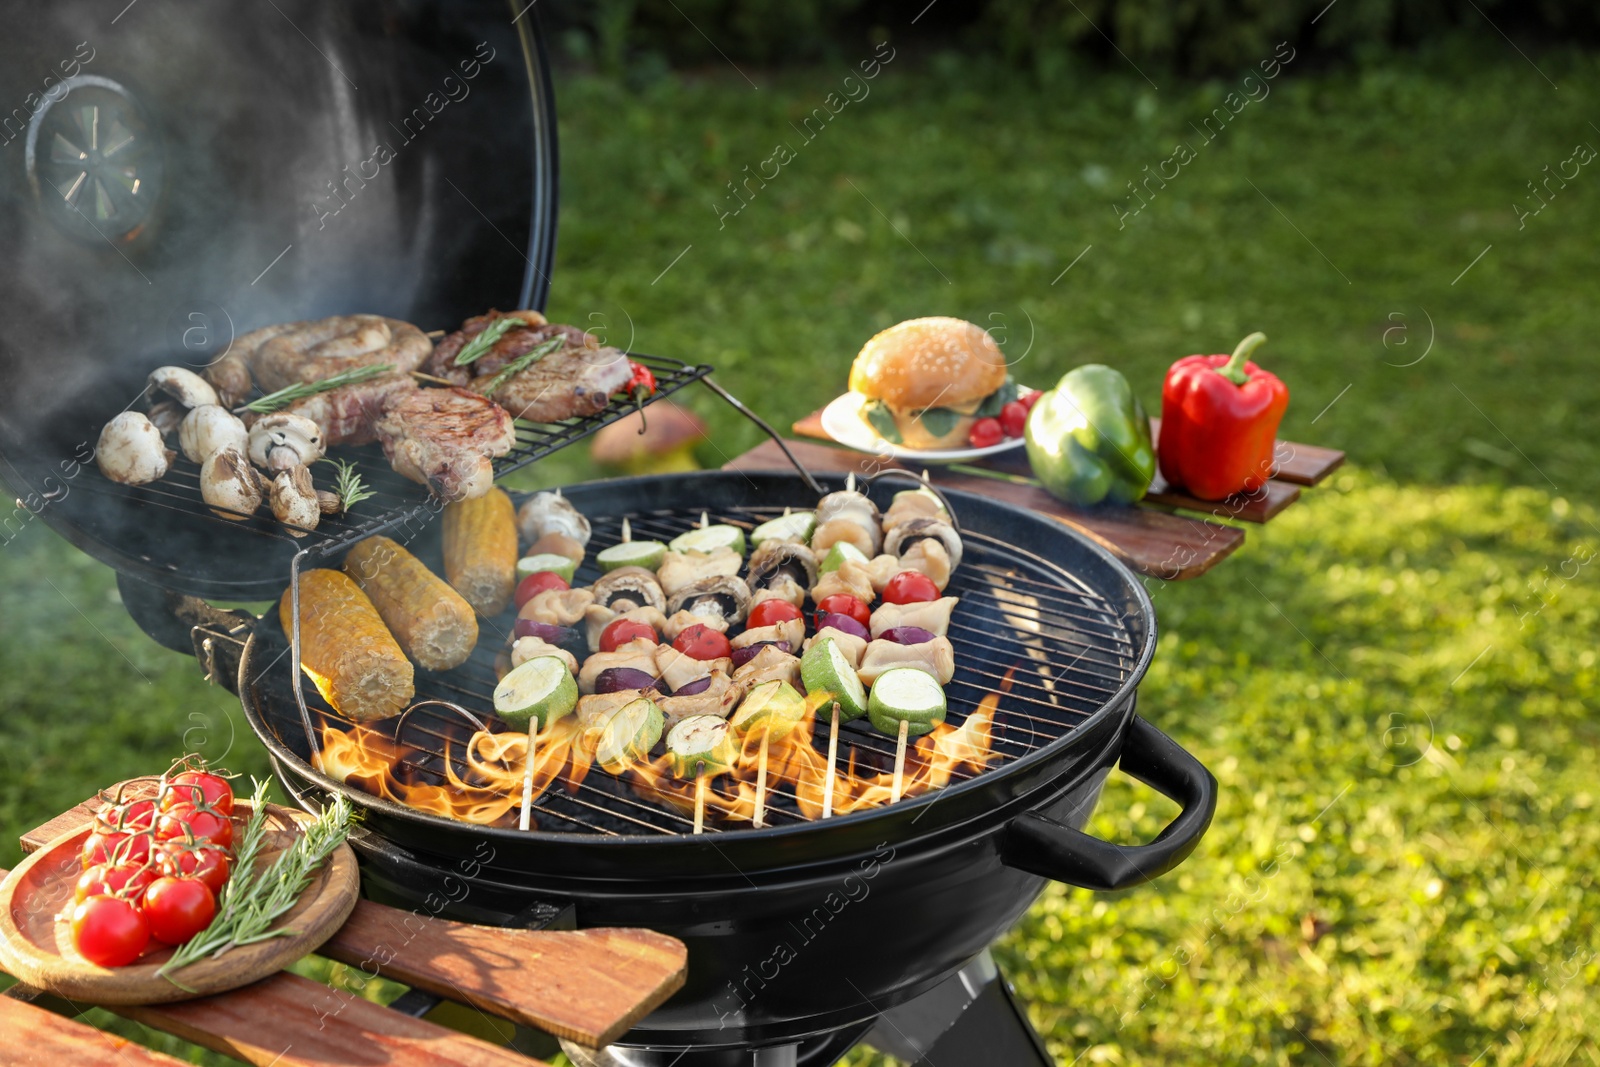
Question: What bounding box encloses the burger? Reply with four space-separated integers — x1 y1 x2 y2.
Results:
848 317 1013 450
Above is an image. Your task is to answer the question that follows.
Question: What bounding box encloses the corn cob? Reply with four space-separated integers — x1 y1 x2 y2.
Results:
344 536 479 671
281 568 414 722
442 487 518 616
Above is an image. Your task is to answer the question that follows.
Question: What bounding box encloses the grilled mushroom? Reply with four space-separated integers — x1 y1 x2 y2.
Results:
270 464 320 535
96 412 174 485
179 405 248 463
666 574 751 627
883 517 964 573
247 412 325 472
591 566 667 612
517 490 591 550
200 447 263 518
148 366 220 409
147 399 185 439
748 540 818 592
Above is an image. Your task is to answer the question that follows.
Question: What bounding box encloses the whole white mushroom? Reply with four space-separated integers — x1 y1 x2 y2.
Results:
247 413 325 472
201 447 263 519
97 412 174 485
148 366 220 409
179 405 248 464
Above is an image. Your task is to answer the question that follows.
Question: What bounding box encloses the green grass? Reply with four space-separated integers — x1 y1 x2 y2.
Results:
3 40 1598 1066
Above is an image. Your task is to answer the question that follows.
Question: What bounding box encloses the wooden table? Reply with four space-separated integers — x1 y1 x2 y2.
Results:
721 412 1344 580
2 792 689 1067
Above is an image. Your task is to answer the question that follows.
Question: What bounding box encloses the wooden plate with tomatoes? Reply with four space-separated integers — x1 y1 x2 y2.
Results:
0 799 358 1004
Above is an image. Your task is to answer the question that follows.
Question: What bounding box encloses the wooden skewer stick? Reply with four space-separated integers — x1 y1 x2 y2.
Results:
846 472 856 493
693 769 707 835
752 730 771 829
518 718 539 831
700 511 709 529
621 516 632 542
410 370 457 386
890 719 910 804
821 702 841 820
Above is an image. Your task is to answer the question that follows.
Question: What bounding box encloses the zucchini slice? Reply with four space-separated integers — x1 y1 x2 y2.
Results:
494 655 579 729
516 553 578 583
799 636 868 721
751 510 817 547
728 680 806 739
596 539 669 572
595 696 665 772
818 540 869 575
669 524 747 557
866 667 947 737
666 714 737 778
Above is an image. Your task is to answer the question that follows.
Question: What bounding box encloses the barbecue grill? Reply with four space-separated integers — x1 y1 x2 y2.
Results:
0 4 1217 1064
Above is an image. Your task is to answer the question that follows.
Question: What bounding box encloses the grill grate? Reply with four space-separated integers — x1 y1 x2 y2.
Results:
252 501 1141 837
66 354 711 574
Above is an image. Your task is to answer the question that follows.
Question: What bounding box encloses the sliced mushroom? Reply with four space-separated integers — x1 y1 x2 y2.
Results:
147 399 185 439
148 366 220 409
748 540 818 592
201 447 263 519
271 464 320 536
247 412 325 472
517 490 591 549
96 412 174 485
179 405 248 463
591 566 667 613
665 575 751 627
884 517 963 573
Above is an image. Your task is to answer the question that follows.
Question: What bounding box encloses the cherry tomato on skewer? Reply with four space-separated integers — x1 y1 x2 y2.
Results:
514 571 570 609
883 571 939 605
672 623 733 661
599 618 659 652
747 599 802 629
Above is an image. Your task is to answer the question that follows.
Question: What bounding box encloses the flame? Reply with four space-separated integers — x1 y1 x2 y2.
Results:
315 672 1007 830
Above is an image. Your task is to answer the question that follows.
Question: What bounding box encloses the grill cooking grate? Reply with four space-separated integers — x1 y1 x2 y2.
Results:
67 354 710 567
251 502 1140 836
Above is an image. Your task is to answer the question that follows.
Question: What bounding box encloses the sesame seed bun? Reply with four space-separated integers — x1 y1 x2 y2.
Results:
849 317 1009 449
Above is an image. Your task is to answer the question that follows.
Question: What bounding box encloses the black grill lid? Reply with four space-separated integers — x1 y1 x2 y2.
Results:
0 0 558 594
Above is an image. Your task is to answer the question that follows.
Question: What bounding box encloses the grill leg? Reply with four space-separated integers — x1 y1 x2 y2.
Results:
863 952 1054 1067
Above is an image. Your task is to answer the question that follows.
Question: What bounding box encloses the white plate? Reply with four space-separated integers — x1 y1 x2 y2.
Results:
818 391 1028 465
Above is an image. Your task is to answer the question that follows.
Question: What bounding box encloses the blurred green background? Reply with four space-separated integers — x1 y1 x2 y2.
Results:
3 9 1598 1067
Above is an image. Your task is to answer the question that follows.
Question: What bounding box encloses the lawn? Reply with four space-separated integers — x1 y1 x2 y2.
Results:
3 37 1598 1066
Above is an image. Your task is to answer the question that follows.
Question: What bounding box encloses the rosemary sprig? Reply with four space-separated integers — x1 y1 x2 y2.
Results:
236 364 396 414
453 316 520 366
319 457 376 512
158 781 354 986
477 336 563 396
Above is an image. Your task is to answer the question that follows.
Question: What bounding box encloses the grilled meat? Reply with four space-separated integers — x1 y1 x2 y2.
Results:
374 386 516 501
426 312 633 423
284 373 419 446
252 315 432 393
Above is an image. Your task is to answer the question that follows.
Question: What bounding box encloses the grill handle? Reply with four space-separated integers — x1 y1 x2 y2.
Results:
999 716 1217 891
115 572 254 695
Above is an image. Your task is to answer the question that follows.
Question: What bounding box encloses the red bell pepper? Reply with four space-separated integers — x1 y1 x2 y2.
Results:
1157 332 1289 501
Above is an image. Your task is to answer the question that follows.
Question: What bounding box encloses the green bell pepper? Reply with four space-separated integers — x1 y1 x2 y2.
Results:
1024 364 1156 506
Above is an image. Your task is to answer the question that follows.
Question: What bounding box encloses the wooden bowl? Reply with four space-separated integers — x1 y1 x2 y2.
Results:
0 802 358 1004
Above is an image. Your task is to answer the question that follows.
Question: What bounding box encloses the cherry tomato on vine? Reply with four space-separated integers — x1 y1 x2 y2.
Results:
599 618 658 652
155 804 234 851
672 624 733 661
514 571 569 609
75 862 157 905
71 895 150 967
163 770 234 816
814 594 870 629
747 599 802 629
883 571 939 605
143 876 216 946
155 843 232 896
82 829 152 870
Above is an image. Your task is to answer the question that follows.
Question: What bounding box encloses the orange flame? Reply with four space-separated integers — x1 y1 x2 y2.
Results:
315 673 1007 830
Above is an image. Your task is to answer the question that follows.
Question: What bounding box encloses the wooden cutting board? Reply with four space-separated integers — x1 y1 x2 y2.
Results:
0 802 358 1004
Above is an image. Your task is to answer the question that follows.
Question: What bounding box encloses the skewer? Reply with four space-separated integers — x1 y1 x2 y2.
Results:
890 719 910 803
700 511 709 529
621 517 632 542
518 718 539 831
693 768 707 835
821 702 841 819
411 370 457 386
846 472 856 493
752 730 771 828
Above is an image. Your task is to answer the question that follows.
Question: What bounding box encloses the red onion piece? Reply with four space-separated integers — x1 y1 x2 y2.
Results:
815 612 869 641
672 676 714 696
880 625 935 645
594 667 661 694
514 619 576 644
730 640 791 668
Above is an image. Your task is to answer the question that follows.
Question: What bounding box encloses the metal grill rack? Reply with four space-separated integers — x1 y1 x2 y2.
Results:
255 502 1140 837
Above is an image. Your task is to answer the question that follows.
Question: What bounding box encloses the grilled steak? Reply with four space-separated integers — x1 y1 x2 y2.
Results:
374 386 515 501
425 312 632 423
284 374 419 446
